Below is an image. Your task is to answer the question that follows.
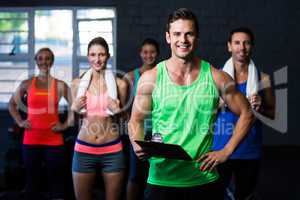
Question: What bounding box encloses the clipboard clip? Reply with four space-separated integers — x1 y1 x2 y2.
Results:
151 133 163 143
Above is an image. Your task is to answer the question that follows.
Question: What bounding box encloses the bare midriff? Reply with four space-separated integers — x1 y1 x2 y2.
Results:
77 115 119 145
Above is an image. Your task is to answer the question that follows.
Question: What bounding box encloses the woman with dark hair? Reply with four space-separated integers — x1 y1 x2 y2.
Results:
124 38 160 200
71 37 128 200
9 47 73 200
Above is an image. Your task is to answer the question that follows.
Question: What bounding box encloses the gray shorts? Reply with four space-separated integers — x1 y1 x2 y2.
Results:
72 150 125 173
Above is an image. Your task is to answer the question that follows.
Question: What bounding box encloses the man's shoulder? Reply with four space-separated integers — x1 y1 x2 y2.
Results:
199 59 212 66
210 66 234 91
210 65 227 80
139 59 167 85
141 64 159 81
136 66 158 95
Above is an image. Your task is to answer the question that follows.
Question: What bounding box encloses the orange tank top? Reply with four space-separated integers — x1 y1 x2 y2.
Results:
23 77 64 146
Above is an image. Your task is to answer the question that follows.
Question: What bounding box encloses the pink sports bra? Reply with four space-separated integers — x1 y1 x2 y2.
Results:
86 90 109 117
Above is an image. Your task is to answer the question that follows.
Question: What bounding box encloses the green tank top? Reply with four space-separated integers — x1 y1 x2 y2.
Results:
149 59 219 187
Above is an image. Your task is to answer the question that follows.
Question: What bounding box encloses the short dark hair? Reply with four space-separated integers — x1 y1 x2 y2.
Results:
87 37 110 55
140 38 160 55
34 47 54 65
166 8 199 37
228 27 255 45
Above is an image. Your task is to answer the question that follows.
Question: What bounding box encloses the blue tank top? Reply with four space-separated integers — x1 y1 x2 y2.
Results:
212 79 262 159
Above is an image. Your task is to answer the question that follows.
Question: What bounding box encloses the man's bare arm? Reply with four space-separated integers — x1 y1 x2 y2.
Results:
128 68 156 159
198 68 254 171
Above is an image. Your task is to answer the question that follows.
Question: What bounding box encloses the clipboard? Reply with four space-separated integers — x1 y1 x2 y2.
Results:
135 140 192 161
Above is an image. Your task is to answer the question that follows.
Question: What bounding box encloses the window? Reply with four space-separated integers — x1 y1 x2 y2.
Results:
0 11 31 106
34 10 73 83
0 8 116 108
75 9 116 77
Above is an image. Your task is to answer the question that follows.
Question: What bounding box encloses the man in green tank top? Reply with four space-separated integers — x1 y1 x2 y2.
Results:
129 8 254 200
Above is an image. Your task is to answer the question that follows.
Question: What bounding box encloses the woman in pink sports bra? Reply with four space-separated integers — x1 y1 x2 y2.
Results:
71 37 128 200
8 48 73 200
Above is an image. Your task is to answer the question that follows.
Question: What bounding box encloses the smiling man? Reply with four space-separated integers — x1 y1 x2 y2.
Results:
212 27 275 200
129 8 254 200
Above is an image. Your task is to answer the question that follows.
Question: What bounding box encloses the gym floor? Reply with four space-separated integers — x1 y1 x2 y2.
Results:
0 145 299 200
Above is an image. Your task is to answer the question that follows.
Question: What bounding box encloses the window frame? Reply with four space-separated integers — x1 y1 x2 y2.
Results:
0 7 117 109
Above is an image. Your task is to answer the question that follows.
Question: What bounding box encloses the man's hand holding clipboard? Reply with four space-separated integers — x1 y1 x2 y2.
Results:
134 140 192 161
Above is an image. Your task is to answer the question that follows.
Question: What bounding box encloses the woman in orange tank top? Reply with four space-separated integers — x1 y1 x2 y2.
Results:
71 37 128 200
8 48 73 200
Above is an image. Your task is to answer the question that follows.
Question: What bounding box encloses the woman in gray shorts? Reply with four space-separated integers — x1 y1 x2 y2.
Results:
71 37 128 200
